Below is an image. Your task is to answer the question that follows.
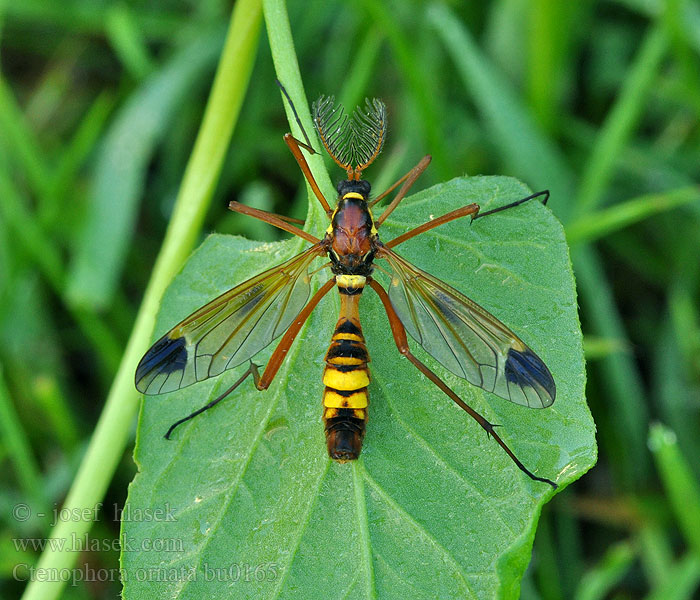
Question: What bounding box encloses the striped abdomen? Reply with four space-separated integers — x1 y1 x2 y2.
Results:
322 291 370 461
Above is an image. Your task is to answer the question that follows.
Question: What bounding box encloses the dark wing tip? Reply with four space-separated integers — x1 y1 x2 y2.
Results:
135 335 188 394
505 347 556 407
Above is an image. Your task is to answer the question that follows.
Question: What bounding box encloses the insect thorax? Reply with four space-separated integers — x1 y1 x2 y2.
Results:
325 180 378 281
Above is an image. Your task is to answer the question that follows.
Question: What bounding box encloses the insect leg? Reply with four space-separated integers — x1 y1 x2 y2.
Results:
275 80 333 216
375 155 432 225
276 79 316 151
228 201 318 244
384 203 480 248
369 155 431 209
472 190 549 221
257 277 336 389
368 278 557 489
261 213 305 225
283 133 334 217
384 190 550 249
164 277 335 440
164 361 261 439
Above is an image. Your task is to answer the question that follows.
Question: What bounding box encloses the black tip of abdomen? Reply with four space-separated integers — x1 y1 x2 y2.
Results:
325 411 366 461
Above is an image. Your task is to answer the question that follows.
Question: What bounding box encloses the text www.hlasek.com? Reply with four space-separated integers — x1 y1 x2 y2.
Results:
13 532 182 553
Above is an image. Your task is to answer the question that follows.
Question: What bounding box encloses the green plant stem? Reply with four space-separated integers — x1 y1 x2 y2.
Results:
639 524 674 589
32 375 80 452
527 0 558 131
0 78 51 202
4 1 186 39
105 3 155 79
263 0 334 230
20 2 263 599
339 27 384 113
644 552 700 600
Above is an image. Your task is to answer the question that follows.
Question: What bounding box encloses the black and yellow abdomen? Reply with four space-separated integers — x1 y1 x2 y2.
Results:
323 279 370 461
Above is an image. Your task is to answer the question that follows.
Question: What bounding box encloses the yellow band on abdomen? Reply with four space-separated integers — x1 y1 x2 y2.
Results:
323 388 369 408
328 355 364 366
323 366 370 390
332 332 364 342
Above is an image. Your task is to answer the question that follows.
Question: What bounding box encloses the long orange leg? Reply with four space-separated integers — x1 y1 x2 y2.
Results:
269 213 305 225
385 204 480 248
368 278 557 488
275 79 333 217
369 155 431 209
385 189 550 248
284 134 333 217
164 277 336 439
257 277 336 388
375 155 432 226
228 201 319 245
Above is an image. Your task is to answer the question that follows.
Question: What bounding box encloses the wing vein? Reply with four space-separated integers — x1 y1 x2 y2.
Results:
136 244 323 395
378 245 554 407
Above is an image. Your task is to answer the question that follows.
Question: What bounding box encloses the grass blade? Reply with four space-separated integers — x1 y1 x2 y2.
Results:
21 2 263 598
574 24 668 216
65 30 225 310
566 186 700 245
649 423 700 555
427 2 576 221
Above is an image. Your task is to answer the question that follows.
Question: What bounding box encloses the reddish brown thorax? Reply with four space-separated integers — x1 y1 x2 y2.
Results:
331 199 374 260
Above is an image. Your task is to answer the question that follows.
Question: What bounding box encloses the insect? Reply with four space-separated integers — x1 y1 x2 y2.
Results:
135 82 557 488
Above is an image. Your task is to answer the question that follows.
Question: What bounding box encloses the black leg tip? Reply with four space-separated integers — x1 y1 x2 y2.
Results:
484 421 501 439
531 475 558 489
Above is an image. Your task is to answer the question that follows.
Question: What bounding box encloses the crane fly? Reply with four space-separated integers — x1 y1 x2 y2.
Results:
135 82 558 488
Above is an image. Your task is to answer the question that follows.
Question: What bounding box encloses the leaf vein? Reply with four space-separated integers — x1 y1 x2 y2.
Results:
361 467 477 598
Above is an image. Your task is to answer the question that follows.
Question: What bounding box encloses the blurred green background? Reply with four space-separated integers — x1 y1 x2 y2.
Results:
2 0 700 598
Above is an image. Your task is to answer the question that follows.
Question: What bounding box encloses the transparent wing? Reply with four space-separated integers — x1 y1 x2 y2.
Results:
136 244 325 395
379 246 555 408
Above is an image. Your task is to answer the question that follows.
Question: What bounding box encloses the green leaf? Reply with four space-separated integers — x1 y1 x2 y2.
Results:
122 176 593 599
